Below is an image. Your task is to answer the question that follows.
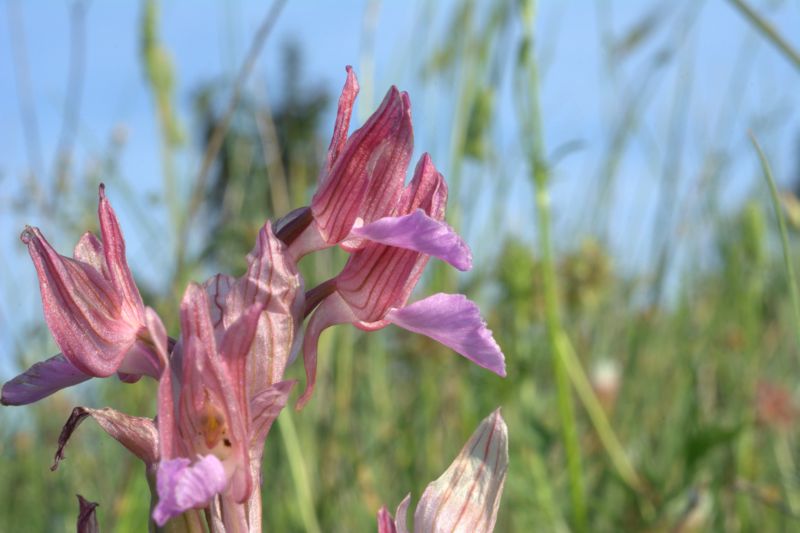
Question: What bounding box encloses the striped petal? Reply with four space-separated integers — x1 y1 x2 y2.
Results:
414 409 509 533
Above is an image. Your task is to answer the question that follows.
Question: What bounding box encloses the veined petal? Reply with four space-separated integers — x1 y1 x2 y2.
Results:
352 90 413 228
414 409 509 533
152 456 227 527
323 65 359 176
52 406 158 470
1 353 90 406
311 86 409 246
225 223 303 391
22 226 135 377
219 302 264 418
250 380 295 453
352 209 472 271
179 284 252 503
385 294 506 377
73 232 105 275
97 184 145 322
204 273 235 333
76 495 100 533
297 293 355 409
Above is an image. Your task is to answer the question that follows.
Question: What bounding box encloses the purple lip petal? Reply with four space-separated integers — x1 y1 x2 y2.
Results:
152 455 228 527
352 209 473 271
1 353 90 406
385 293 506 377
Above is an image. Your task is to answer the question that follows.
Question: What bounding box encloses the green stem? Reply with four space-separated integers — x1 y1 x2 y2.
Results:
276 410 322 533
727 0 800 71
751 134 800 354
518 3 586 529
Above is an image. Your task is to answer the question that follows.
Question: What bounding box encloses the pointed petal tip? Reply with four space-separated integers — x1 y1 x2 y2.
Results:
98 182 106 197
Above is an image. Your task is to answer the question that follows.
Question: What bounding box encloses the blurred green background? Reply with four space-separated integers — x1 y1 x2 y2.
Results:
3 0 800 530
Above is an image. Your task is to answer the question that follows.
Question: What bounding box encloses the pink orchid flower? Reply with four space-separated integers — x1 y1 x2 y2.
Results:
297 154 504 408
49 222 301 531
377 409 509 533
2 185 163 406
149 284 294 529
277 66 414 258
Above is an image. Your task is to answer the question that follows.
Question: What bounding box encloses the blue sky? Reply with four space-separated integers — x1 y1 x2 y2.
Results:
1 0 800 371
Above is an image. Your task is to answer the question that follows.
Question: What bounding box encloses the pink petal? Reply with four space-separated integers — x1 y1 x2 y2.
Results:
249 380 295 458
203 273 235 333
76 495 100 533
1 353 90 405
219 302 264 418
414 409 509 533
52 406 159 470
323 65 359 176
97 184 145 322
395 494 411 533
335 241 424 326
179 284 252 503
352 209 472 271
144 307 170 370
310 86 410 246
400 153 448 220
385 294 506 377
225 223 303 390
22 225 136 377
377 507 397 533
73 232 105 274
152 455 227 526
297 293 355 409
353 89 413 227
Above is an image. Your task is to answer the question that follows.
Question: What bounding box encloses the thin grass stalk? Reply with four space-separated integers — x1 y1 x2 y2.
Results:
276 410 322 533
726 0 800 71
517 2 586 530
751 135 800 353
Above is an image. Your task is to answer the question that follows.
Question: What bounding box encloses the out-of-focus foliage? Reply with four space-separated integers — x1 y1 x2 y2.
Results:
4 0 800 532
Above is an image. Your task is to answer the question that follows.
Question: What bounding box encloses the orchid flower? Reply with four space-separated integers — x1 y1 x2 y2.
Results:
276 66 414 258
297 154 505 408
148 283 294 529
2 185 163 406
377 409 509 533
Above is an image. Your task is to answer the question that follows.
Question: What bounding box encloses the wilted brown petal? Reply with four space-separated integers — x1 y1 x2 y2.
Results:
52 407 158 471
76 494 100 533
